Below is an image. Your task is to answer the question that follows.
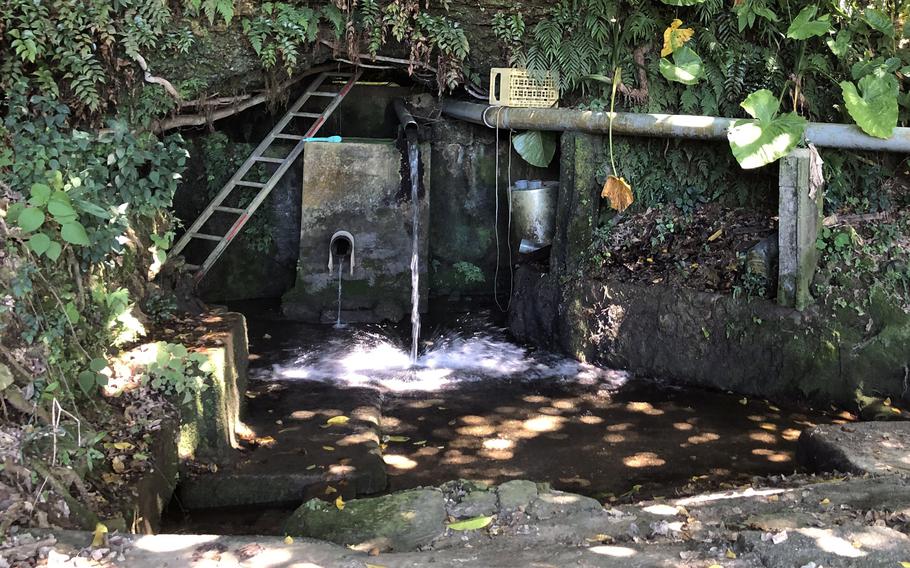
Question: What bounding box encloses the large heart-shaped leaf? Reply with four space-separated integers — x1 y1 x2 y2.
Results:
864 8 895 37
786 5 830 40
659 46 705 85
826 30 851 57
727 89 807 170
840 72 899 139
512 131 557 168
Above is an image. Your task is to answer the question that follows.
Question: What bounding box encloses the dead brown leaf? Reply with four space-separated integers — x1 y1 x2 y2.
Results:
602 176 634 212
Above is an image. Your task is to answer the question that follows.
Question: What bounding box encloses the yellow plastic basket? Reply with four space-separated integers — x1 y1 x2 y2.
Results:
489 68 559 108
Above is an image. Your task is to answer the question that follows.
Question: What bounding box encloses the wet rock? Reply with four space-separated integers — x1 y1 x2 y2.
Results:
798 422 910 475
527 490 603 520
448 490 498 519
496 480 539 513
284 488 445 552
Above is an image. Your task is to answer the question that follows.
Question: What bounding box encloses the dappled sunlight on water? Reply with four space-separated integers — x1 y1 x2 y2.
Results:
252 324 630 392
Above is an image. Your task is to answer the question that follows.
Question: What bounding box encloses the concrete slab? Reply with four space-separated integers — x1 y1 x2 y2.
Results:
25 475 910 567
798 421 910 475
177 380 386 509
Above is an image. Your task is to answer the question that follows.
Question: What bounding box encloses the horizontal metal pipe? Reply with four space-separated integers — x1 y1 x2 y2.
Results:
441 100 910 153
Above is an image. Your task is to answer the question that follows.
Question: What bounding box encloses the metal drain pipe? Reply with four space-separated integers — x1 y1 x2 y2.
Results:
394 98 419 133
441 100 910 153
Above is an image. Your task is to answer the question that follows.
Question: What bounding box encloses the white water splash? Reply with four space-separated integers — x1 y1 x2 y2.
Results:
253 326 630 393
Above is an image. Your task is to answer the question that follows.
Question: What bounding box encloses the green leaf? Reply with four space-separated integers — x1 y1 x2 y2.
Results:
61 222 90 246
840 73 899 139
864 8 895 37
17 207 45 232
659 0 705 4
727 89 807 170
0 363 12 391
78 371 97 394
826 30 851 57
447 515 494 531
48 199 76 220
6 202 24 224
659 46 705 85
90 358 107 372
512 131 557 168
28 233 51 255
29 183 52 206
65 302 80 324
45 241 62 261
786 6 830 40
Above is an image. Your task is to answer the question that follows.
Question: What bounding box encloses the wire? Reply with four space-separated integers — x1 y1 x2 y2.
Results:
491 106 514 312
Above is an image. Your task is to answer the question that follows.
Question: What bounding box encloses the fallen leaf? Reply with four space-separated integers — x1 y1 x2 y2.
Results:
326 415 350 426
365 564 387 568
852 540 862 549
335 496 345 510
707 228 723 242
820 498 830 505
447 515 493 531
111 456 126 473
386 436 410 443
325 486 337 495
322 446 335 452
602 176 634 212
91 523 108 547
884 397 892 406
739 397 748 405
413 440 427 446
284 535 294 545
113 441 134 450
725 549 737 559
899 562 910 568
306 465 317 470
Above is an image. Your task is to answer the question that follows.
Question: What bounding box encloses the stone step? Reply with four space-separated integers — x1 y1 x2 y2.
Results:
176 382 386 509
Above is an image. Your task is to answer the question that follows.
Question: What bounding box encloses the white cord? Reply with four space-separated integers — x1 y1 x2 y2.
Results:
492 107 513 312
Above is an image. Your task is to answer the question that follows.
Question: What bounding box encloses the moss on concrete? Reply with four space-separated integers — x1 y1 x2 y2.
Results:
176 311 249 462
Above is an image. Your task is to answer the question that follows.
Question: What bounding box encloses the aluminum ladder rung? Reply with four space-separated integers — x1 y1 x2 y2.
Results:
214 206 245 214
191 233 223 242
168 67 362 283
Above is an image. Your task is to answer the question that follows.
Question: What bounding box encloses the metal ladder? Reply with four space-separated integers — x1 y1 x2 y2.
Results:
171 68 362 282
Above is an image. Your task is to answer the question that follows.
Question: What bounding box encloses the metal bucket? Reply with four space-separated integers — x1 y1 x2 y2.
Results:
510 181 558 253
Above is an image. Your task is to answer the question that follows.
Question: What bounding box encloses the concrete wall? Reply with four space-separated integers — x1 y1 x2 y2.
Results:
508 132 910 407
282 140 430 322
428 118 557 299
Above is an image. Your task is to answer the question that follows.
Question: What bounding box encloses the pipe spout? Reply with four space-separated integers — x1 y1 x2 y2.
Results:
394 99 419 137
328 230 355 276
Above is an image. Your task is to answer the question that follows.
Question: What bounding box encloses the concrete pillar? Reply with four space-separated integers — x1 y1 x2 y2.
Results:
778 148 825 310
551 132 605 276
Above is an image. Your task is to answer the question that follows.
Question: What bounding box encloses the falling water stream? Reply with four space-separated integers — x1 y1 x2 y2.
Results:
407 131 421 363
334 257 344 328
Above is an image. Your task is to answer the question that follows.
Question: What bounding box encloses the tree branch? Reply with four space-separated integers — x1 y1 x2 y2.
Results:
134 54 182 102
151 63 343 132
